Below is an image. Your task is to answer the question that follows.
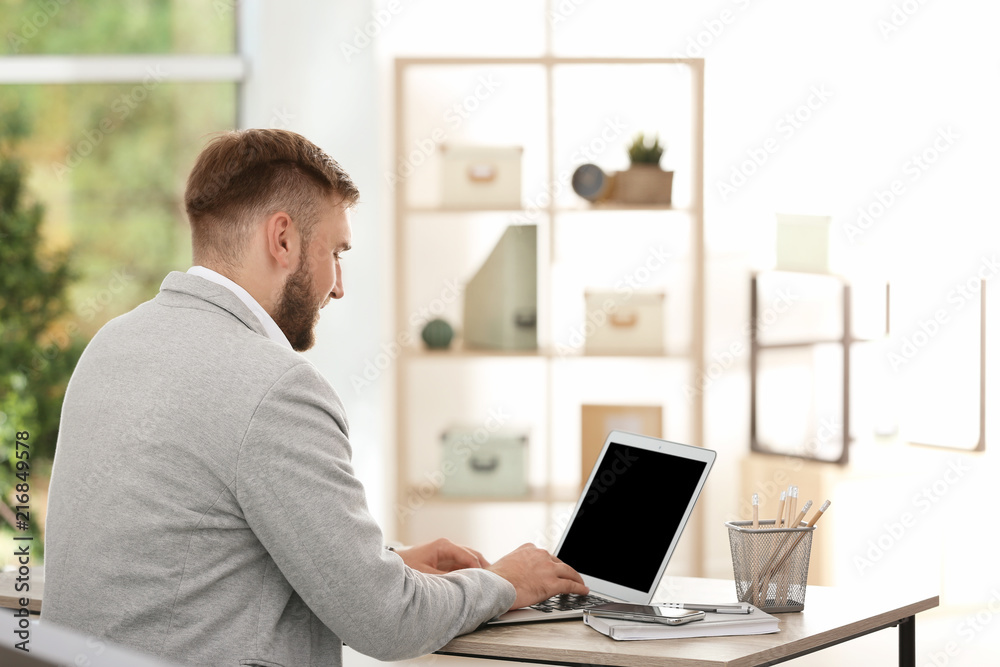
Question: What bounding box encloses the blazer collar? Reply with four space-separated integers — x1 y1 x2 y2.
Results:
158 271 269 339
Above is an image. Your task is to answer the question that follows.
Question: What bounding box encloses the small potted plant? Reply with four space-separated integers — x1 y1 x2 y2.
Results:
614 132 673 205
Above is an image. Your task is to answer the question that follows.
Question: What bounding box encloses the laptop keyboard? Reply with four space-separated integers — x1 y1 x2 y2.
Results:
529 593 613 613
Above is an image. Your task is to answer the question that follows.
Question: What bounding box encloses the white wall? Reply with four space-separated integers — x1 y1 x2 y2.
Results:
239 0 392 528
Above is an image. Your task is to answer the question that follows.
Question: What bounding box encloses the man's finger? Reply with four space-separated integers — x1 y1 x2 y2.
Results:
440 543 482 570
553 562 587 586
463 546 490 568
561 580 590 596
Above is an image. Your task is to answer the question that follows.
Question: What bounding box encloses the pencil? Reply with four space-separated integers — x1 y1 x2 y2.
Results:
786 486 798 528
752 493 759 529
754 492 786 604
791 499 813 529
776 498 811 606
806 499 830 528
767 500 831 604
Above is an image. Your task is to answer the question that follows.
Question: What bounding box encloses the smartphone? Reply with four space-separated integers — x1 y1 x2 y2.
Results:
585 603 706 626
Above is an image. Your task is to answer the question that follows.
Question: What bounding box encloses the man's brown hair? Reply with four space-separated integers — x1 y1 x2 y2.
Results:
184 129 359 269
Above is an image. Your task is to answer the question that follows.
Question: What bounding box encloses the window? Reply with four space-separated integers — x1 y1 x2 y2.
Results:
0 0 243 568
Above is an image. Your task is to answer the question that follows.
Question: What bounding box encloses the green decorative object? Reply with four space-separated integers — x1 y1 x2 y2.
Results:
618 132 673 205
626 131 666 166
421 318 454 349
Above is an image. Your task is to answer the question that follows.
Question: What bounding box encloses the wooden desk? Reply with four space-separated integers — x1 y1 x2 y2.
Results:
438 577 938 667
0 573 936 665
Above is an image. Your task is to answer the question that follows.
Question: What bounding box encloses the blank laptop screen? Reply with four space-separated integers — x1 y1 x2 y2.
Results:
556 442 708 593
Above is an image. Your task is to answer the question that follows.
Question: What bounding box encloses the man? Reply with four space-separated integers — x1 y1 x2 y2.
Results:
43 129 587 666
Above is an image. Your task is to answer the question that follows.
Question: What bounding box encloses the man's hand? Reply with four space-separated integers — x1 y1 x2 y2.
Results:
487 543 589 610
395 537 490 574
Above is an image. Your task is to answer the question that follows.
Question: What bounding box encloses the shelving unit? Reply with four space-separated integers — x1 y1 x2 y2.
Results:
404 346 691 359
392 57 706 571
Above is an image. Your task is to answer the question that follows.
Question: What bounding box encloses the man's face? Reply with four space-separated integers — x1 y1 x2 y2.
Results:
272 198 352 351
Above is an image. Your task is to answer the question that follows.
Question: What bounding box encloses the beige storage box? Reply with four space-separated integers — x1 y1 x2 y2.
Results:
439 427 529 497
775 213 833 273
441 145 522 207
584 291 666 355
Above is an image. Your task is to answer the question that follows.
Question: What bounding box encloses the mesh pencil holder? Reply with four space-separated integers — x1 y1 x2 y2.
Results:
726 520 815 613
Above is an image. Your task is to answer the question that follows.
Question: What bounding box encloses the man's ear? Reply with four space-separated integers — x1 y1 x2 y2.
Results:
264 211 297 270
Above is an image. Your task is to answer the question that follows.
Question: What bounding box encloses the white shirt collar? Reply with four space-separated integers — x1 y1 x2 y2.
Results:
186 265 293 350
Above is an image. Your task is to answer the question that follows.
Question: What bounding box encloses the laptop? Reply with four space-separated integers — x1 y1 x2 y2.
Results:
488 430 716 624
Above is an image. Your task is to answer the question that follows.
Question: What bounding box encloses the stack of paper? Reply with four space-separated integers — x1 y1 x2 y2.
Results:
584 606 780 641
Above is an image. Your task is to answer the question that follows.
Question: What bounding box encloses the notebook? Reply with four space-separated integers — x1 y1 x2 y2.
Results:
584 605 780 640
488 430 716 624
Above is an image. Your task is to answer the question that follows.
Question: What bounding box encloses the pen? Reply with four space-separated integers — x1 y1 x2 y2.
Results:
662 603 752 615
752 493 759 529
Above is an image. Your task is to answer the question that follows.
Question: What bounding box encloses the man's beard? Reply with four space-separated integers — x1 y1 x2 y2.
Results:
273 259 321 352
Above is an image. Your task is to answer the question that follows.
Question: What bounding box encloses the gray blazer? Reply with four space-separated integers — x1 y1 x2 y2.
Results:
42 271 515 666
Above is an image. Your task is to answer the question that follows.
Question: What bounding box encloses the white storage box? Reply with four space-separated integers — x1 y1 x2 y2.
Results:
441 145 522 207
439 428 529 497
584 291 666 355
775 213 833 273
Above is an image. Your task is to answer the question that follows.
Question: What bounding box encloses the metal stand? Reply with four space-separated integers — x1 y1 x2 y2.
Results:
899 615 916 667
750 272 890 465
